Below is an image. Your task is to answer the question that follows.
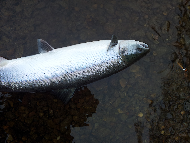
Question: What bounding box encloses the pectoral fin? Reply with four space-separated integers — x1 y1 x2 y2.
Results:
51 88 76 104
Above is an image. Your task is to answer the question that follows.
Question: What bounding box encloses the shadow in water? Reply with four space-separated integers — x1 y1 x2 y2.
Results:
0 86 99 142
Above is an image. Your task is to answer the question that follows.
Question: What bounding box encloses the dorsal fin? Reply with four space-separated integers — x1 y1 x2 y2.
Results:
107 35 118 51
37 39 54 53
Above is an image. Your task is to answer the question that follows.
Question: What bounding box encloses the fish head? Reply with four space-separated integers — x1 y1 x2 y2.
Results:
118 40 149 64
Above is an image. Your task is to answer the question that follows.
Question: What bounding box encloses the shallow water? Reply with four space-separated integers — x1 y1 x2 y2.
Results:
1 0 190 142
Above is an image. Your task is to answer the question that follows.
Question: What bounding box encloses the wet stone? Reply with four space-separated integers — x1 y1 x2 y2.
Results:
119 78 126 88
130 65 140 73
120 114 128 121
98 128 111 137
117 108 124 113
113 98 121 107
120 91 126 98
138 112 143 117
121 71 129 79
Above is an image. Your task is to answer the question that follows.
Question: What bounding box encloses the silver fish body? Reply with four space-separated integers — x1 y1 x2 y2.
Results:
0 37 149 92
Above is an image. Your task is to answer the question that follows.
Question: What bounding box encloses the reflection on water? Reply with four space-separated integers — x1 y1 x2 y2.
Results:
0 87 99 142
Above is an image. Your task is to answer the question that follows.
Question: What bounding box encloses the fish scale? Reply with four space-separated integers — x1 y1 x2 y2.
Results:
0 37 149 94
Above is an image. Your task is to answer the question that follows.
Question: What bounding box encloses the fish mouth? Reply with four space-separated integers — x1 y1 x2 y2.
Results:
136 42 149 53
139 42 149 49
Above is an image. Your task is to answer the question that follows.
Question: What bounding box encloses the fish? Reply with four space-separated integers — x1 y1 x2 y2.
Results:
0 35 149 103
